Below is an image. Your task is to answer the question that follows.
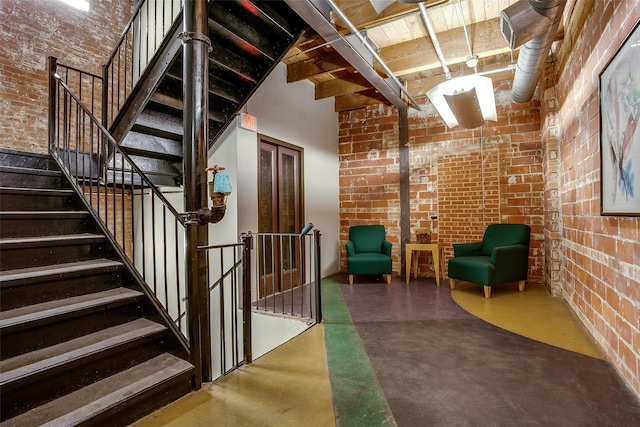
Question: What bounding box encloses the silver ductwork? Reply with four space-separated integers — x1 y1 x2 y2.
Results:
500 0 566 103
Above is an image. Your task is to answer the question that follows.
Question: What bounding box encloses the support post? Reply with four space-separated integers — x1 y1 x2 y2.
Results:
182 0 211 386
242 234 253 364
399 106 410 277
48 57 57 154
313 229 322 323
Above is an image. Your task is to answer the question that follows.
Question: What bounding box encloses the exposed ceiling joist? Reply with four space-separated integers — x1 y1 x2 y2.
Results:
282 0 568 113
284 0 413 111
286 50 351 82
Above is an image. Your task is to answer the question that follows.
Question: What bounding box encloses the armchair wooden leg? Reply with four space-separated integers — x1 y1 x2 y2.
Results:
349 275 354 285
484 286 491 298
386 274 391 285
449 278 456 289
518 280 526 292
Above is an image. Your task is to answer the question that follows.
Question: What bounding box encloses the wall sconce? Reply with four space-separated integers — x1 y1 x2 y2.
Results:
427 75 497 129
203 166 231 224
182 166 232 225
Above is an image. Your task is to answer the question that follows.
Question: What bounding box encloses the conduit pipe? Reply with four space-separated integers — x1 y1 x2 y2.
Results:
418 2 451 80
501 0 566 103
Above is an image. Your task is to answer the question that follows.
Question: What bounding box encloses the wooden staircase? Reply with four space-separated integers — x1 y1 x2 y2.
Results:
0 149 195 426
109 0 308 187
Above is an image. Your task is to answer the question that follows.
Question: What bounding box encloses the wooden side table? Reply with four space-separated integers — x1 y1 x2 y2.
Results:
405 243 446 286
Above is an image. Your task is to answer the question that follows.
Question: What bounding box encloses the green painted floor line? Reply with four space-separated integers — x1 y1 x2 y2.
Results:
321 277 396 427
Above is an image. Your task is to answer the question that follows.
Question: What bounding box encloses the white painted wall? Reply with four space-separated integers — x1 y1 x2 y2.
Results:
211 62 340 278
203 62 339 375
131 61 339 378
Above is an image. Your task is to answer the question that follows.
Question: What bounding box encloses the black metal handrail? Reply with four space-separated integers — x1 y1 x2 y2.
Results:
49 59 189 346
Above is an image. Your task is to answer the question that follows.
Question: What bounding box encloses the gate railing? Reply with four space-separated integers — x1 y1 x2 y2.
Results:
198 236 251 379
251 227 322 323
198 228 322 381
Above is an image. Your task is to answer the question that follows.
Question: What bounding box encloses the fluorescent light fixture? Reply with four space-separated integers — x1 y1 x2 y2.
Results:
58 0 90 12
426 75 497 129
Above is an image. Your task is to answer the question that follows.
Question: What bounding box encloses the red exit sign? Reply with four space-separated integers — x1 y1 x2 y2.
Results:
239 113 257 131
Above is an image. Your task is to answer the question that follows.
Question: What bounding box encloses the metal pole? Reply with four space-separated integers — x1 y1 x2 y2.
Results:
183 0 211 386
242 234 253 364
418 2 451 80
399 106 410 278
48 57 57 155
313 229 322 323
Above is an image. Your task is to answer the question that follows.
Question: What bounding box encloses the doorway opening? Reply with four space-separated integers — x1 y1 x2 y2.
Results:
257 136 303 298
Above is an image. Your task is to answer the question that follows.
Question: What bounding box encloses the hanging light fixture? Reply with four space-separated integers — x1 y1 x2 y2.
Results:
420 0 498 129
427 75 497 129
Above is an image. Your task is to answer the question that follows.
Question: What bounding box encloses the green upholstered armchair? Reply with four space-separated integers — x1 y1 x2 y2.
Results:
448 224 530 298
346 225 392 285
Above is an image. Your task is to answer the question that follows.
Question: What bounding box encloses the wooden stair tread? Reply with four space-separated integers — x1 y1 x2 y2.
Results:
119 145 182 162
0 318 166 387
0 187 74 196
0 211 89 218
0 259 123 286
0 233 105 248
0 287 143 330
0 353 194 427
0 166 61 176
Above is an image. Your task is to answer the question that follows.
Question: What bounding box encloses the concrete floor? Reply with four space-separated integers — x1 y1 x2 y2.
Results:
132 274 640 426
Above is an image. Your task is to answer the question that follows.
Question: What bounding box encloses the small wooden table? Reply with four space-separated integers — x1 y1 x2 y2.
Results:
405 243 446 286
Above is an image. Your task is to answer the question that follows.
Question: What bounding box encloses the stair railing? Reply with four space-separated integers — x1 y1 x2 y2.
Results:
102 0 184 129
48 58 191 351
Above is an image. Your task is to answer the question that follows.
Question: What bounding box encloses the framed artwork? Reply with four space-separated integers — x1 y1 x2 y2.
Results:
600 19 640 216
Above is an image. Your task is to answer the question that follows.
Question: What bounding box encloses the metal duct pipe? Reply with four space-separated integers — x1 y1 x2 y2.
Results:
503 0 566 103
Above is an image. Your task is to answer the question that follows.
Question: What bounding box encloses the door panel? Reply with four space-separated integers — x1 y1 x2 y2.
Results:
258 140 302 298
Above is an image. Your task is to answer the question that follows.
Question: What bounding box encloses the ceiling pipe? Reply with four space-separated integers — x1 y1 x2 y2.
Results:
455 0 478 71
418 2 451 80
501 0 566 103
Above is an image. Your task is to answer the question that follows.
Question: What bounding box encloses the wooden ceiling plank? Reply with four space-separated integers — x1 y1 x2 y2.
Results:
333 2 417 30
379 17 509 76
406 15 427 40
332 0 447 30
470 0 487 23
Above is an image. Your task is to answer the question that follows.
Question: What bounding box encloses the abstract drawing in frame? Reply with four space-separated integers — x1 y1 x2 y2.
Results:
600 19 640 216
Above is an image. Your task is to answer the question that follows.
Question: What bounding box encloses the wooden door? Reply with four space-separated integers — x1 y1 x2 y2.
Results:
258 139 302 298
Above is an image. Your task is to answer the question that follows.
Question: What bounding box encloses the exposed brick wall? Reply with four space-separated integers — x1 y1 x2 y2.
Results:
339 106 402 274
555 0 640 398
540 61 563 298
339 85 545 283
0 0 134 154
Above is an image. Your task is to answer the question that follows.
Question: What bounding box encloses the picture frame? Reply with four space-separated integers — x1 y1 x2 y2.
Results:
599 19 640 216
